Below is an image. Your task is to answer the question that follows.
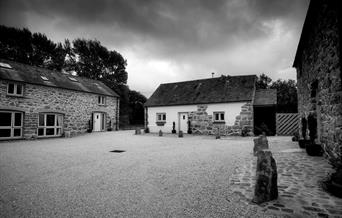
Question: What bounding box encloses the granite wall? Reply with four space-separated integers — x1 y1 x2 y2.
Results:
296 0 342 161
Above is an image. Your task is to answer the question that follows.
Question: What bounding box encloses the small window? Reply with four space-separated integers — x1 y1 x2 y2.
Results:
40 76 49 81
98 96 106 105
213 112 225 122
7 83 23 96
156 113 166 122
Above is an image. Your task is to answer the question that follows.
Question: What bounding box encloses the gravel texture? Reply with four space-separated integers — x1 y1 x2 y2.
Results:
1 131 282 217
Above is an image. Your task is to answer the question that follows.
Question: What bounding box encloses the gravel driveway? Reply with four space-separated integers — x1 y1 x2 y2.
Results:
1 131 278 217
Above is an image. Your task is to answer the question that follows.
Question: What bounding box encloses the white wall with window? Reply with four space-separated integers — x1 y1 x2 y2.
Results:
0 111 23 139
147 102 245 133
38 113 63 137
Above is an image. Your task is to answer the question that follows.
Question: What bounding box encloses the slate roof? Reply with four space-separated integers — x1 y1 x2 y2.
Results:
145 75 257 107
0 59 119 97
253 89 277 106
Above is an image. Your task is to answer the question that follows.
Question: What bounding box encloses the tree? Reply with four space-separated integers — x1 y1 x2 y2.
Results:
128 90 147 125
256 73 272 89
270 79 298 113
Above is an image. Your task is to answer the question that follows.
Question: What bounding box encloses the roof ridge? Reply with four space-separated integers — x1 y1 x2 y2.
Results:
160 74 257 85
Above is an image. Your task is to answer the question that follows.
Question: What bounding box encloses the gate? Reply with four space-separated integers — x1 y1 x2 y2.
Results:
276 113 299 136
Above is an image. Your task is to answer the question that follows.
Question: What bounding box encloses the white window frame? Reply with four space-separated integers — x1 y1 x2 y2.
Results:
98 96 106 105
156 113 166 122
7 82 23 96
213 111 225 122
0 111 23 139
37 113 63 137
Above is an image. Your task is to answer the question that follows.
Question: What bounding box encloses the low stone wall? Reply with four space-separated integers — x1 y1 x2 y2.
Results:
189 103 253 136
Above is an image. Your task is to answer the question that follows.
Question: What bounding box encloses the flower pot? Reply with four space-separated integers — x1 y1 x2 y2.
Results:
306 142 323 156
298 139 309 149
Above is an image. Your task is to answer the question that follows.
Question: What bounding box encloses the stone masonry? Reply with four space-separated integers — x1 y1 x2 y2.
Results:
188 103 253 136
295 0 342 162
0 80 119 138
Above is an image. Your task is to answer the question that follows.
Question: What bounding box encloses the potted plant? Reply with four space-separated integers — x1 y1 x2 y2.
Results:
305 113 323 156
187 120 192 134
172 122 176 134
87 119 93 133
299 117 309 149
107 120 112 131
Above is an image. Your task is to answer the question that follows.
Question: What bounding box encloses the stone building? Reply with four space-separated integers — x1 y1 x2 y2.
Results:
293 0 341 158
145 75 277 136
0 60 119 140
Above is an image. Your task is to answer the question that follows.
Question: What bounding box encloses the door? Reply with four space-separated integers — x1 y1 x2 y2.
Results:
93 112 105 132
179 112 188 133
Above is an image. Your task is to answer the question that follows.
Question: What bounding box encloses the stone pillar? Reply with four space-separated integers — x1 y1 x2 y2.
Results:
252 150 278 204
253 135 269 156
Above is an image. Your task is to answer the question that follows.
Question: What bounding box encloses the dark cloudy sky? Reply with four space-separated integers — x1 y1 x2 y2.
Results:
0 0 309 97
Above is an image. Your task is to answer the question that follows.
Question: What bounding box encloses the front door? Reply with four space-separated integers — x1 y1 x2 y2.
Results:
93 113 105 132
179 112 188 133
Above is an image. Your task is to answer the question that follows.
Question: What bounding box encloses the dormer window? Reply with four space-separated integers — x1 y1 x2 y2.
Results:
98 96 106 105
68 76 78 82
7 83 23 96
41 76 49 81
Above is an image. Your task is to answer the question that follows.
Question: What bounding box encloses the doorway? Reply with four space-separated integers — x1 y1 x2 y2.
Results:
93 112 105 132
179 112 188 133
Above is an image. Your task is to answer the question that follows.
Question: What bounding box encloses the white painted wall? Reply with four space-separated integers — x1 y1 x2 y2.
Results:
147 102 246 133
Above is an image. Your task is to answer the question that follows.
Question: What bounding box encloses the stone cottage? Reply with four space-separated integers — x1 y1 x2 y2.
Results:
0 60 119 140
145 75 277 136
293 0 341 157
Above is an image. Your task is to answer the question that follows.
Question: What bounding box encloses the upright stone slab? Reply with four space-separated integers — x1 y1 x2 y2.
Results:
159 130 163 137
253 150 278 204
178 131 183 138
253 135 269 156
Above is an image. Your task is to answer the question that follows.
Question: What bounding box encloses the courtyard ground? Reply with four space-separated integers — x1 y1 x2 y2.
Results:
0 131 340 217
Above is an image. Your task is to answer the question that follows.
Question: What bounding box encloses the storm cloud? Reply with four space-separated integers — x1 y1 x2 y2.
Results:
0 0 310 96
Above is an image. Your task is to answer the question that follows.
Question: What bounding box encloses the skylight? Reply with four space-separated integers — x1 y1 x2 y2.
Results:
68 76 78 82
40 76 49 81
0 62 12 69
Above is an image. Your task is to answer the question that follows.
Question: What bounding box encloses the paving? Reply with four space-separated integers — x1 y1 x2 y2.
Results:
229 137 342 218
0 131 340 217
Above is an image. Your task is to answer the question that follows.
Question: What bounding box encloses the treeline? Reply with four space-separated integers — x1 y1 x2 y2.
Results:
256 73 298 113
0 25 146 126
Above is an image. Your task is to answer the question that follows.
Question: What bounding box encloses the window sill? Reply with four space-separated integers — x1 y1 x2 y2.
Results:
156 121 166 126
213 121 226 124
6 94 24 98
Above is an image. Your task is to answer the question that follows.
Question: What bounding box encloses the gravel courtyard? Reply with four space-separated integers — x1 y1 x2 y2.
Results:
0 131 331 217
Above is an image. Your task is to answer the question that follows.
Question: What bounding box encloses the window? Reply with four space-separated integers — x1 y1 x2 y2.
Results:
213 112 225 122
156 113 166 122
0 111 23 139
40 76 49 81
98 96 106 105
37 113 63 137
7 83 23 96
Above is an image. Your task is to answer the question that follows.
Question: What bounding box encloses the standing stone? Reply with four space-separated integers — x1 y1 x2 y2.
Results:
159 130 163 137
253 135 269 156
135 128 141 135
253 150 278 204
178 131 183 138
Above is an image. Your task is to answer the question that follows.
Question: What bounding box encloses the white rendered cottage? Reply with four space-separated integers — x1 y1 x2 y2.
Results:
145 75 276 136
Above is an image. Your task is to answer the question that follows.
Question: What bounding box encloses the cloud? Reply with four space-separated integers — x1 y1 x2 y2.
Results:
0 0 310 96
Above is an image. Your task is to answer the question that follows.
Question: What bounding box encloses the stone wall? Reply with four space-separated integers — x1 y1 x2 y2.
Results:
296 0 342 160
0 80 119 138
189 103 253 136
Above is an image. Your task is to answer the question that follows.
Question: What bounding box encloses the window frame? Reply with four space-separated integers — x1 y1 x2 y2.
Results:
0 111 23 140
98 96 106 105
213 111 225 123
7 82 24 96
37 113 63 137
156 112 166 126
